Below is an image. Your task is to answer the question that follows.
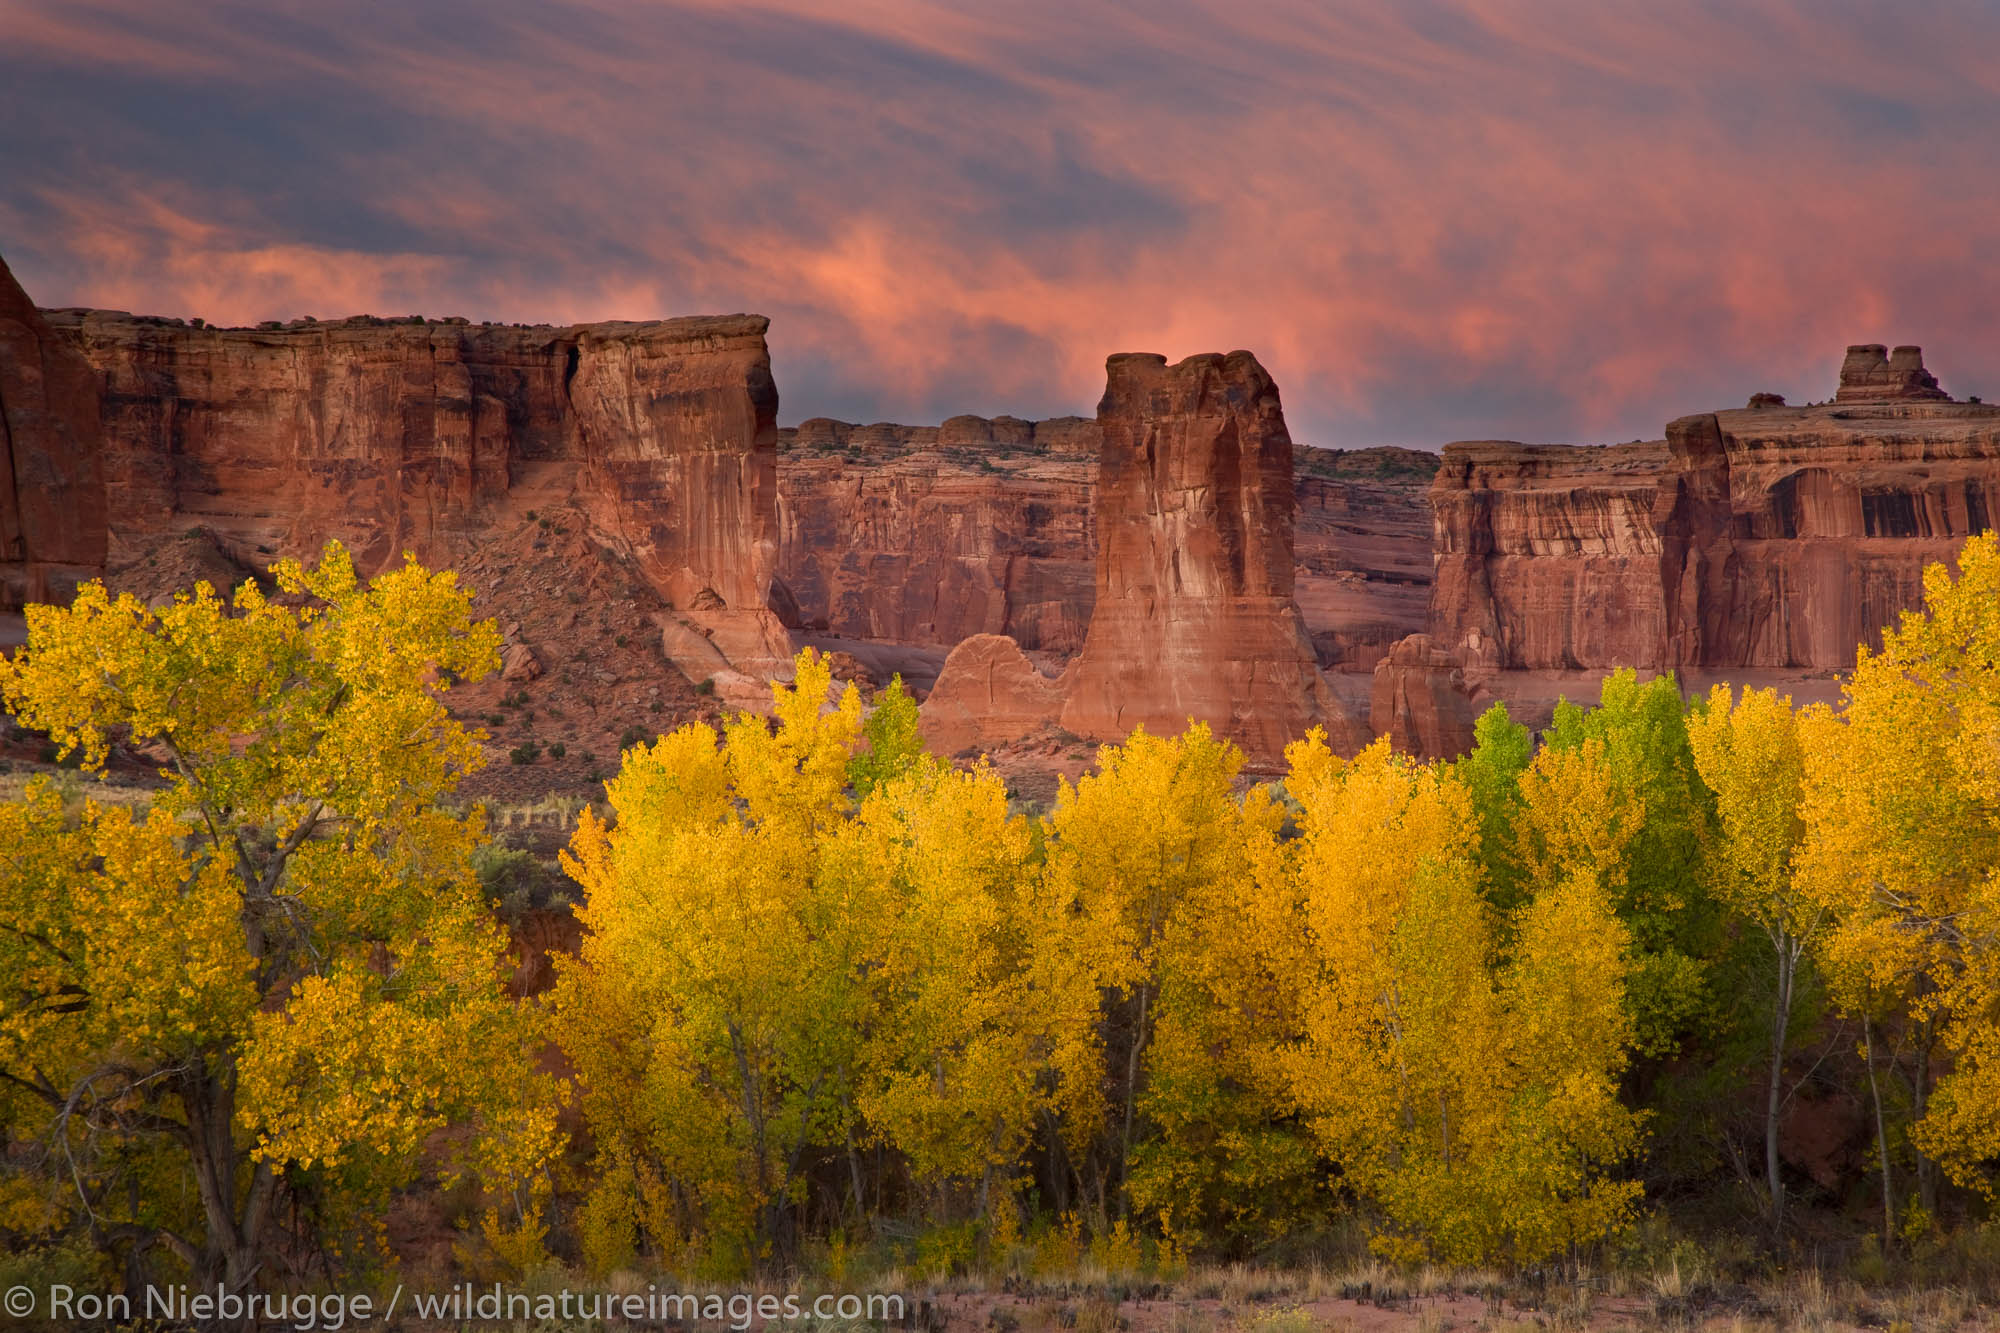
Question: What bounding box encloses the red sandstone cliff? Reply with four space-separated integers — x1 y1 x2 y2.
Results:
0 254 105 608
776 424 1431 669
0 255 805 782
46 307 783 613
36 304 796 700
776 415 1099 653
1428 347 2000 674
31 229 1999 778
1292 447 1435 671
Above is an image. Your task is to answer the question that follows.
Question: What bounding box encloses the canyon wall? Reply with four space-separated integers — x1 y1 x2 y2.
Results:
775 422 1433 668
26 231 1998 771
1429 348 2000 673
44 306 783 617
775 415 1098 653
0 256 105 608
1291 449 1450 671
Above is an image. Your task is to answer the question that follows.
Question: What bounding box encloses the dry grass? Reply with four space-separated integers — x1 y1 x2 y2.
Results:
1234 1306 1325 1332
0 765 157 810
489 791 595 828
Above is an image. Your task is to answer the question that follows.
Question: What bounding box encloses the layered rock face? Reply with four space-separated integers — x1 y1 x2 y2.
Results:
1293 448 1442 670
1430 351 2000 673
46 307 781 609
1055 351 1366 760
0 255 106 608
776 416 1098 652
34 304 794 692
774 423 1432 666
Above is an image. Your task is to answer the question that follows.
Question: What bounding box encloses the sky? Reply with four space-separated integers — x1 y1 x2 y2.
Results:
3 0 1998 448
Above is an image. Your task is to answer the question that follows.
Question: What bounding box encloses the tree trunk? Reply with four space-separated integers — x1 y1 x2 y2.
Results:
1116 984 1153 1213
1862 1011 1894 1250
1912 1036 1937 1218
1765 934 1793 1238
179 1060 274 1326
845 1128 865 1218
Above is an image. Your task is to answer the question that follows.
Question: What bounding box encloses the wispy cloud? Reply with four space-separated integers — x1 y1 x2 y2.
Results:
4 0 1997 445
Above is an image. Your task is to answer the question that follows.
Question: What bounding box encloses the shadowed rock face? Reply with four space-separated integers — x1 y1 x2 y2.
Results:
1056 350 1367 760
0 254 105 608
775 416 1099 652
1428 351 2000 673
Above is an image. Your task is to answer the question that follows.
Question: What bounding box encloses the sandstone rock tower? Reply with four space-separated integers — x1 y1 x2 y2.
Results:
1056 350 1365 760
1835 344 1950 402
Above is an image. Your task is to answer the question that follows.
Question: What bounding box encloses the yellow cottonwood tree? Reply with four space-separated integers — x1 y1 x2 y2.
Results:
843 756 1039 1219
0 545 559 1291
1124 764 1314 1248
1688 686 1817 1230
556 649 872 1275
1284 735 1642 1265
1798 533 2000 1203
1028 724 1282 1225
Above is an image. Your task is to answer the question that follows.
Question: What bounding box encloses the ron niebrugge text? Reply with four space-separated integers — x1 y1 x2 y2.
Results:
16 1282 907 1330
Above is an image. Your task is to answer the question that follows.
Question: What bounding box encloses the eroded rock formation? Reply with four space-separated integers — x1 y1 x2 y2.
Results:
1369 633 1484 761
1429 352 2000 673
919 633 1070 755
1836 344 1949 403
0 254 105 608
1056 351 1367 760
774 423 1432 668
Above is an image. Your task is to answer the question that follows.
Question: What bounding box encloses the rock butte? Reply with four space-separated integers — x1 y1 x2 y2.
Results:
1429 345 2000 678
1057 349 1368 759
7 246 1999 770
924 350 1371 764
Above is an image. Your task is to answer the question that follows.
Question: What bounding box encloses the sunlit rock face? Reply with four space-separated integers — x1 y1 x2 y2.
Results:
46 306 781 612
33 293 796 694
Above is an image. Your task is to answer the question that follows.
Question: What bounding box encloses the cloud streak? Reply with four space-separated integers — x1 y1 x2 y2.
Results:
4 0 1998 445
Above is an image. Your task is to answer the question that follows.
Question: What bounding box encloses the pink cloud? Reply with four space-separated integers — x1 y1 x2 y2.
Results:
5 0 1998 443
